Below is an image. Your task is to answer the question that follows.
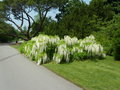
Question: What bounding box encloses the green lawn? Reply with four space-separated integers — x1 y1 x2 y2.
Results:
44 56 120 90
11 45 120 90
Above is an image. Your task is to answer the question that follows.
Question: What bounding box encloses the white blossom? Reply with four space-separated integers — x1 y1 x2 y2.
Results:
37 58 42 65
21 34 106 64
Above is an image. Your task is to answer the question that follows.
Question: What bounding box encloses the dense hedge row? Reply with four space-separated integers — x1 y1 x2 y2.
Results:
20 34 106 65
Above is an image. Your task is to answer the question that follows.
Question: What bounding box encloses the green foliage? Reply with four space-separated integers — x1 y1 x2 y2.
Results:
43 20 58 36
19 42 27 53
43 0 114 40
46 44 56 61
1 0 119 49
113 30 120 60
93 14 120 55
0 0 68 40
0 35 13 42
93 28 113 55
20 34 105 64
106 0 120 14
56 0 93 39
89 0 114 21
72 52 87 61
0 21 16 42
113 40 120 60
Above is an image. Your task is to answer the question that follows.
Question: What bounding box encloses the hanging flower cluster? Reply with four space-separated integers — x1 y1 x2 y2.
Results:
20 34 106 64
64 36 78 46
53 42 70 63
80 35 106 58
20 34 60 65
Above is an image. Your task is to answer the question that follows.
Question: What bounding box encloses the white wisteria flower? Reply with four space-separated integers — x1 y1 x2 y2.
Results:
21 34 106 64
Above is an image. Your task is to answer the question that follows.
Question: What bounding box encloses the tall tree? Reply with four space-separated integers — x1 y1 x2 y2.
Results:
0 0 68 40
32 0 68 37
55 0 98 38
106 0 120 14
89 0 114 21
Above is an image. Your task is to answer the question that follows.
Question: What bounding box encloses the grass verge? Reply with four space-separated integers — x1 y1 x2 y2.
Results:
44 56 120 90
11 45 120 90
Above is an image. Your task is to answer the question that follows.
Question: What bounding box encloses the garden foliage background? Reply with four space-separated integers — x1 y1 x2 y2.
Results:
0 0 120 60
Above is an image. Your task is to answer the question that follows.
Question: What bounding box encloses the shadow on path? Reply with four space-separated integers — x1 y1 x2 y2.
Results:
0 42 16 46
0 53 19 62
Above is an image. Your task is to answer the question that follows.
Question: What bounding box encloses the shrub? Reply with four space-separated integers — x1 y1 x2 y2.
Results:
113 41 120 60
113 30 120 60
20 34 106 64
72 52 87 61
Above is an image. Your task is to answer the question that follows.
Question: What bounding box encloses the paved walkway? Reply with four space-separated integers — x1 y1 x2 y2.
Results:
0 45 83 90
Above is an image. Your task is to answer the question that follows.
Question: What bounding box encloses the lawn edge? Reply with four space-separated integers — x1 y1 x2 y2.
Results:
10 45 86 90
43 65 87 90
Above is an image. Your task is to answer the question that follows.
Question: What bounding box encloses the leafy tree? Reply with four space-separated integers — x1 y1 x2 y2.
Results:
0 21 17 42
54 0 101 38
40 17 58 36
0 0 68 40
89 0 114 21
93 14 120 55
0 0 33 40
113 29 120 60
31 0 68 37
106 0 120 14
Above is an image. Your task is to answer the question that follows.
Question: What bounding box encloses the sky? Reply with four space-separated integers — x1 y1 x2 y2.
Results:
5 0 91 28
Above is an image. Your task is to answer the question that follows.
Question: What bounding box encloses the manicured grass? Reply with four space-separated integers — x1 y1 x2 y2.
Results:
44 56 120 90
11 45 120 90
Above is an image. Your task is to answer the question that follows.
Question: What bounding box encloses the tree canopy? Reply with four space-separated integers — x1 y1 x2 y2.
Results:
0 0 68 40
